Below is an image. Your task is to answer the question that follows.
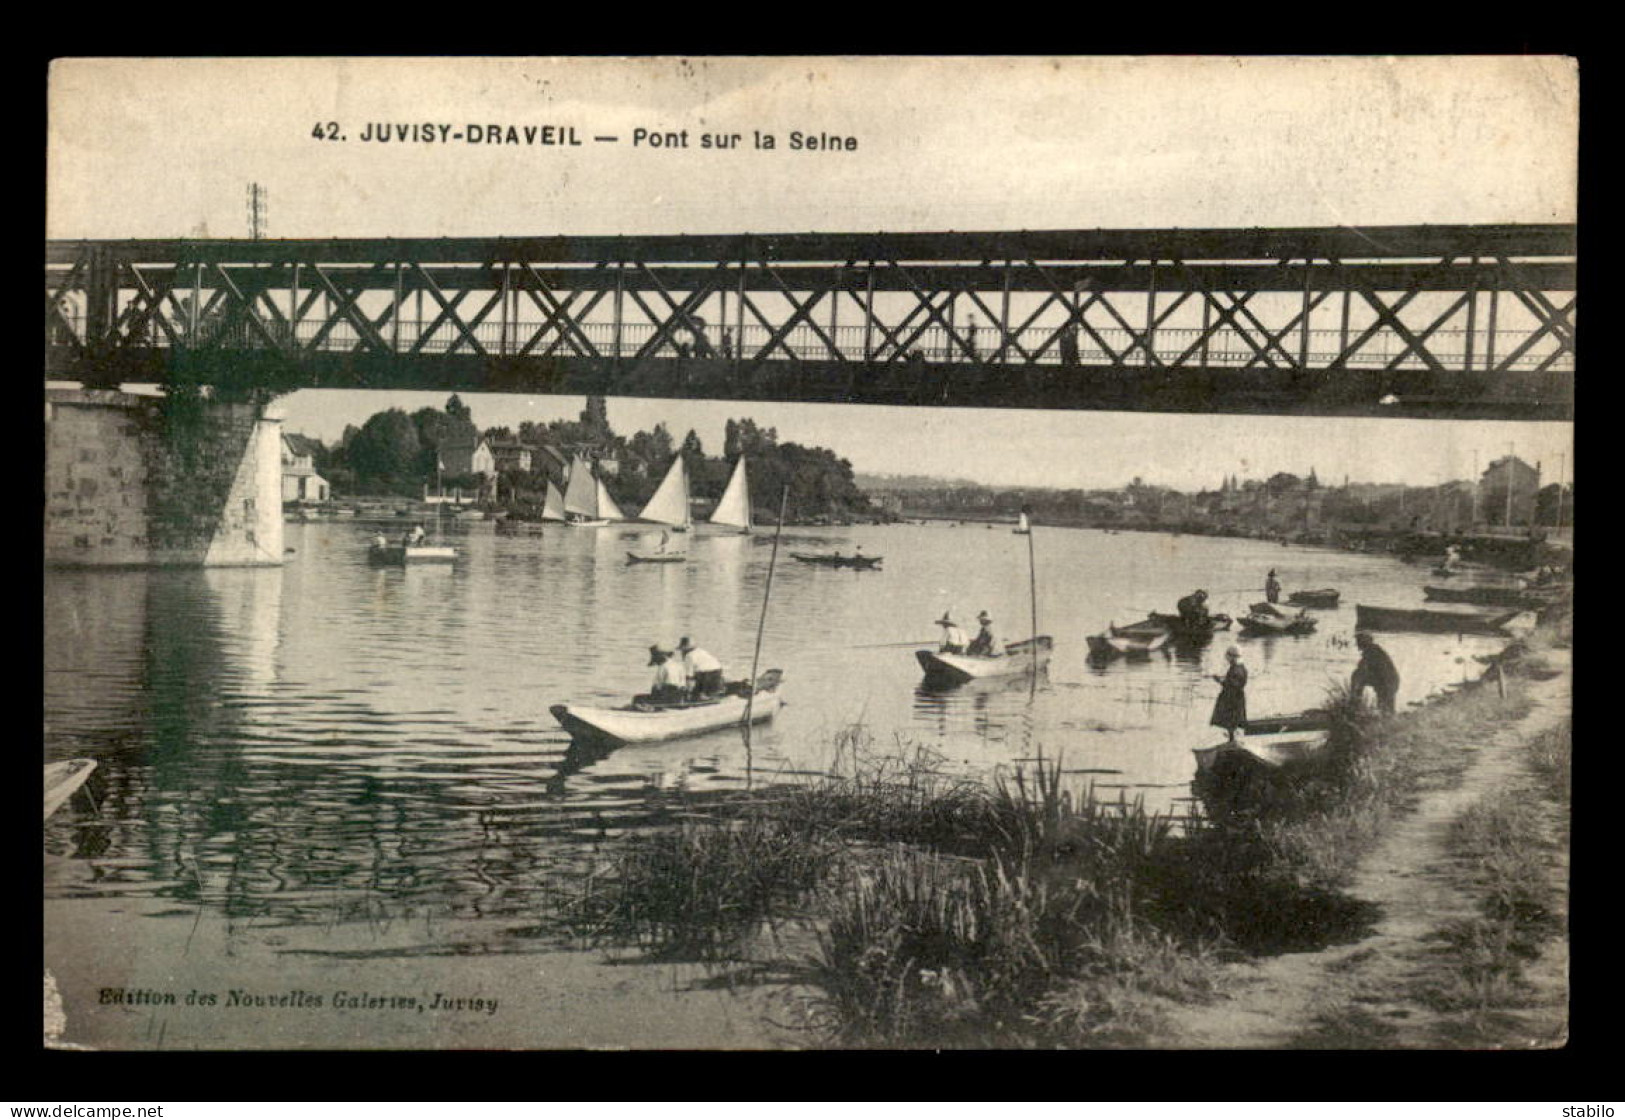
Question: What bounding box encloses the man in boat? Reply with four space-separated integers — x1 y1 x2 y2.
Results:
677 636 725 700
371 531 388 551
1265 569 1282 604
1177 590 1212 630
965 611 1001 657
408 523 427 546
1350 631 1400 715
935 612 969 654
1210 646 1248 743
648 644 687 706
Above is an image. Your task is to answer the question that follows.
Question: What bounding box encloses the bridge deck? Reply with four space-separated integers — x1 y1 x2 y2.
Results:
46 225 1575 419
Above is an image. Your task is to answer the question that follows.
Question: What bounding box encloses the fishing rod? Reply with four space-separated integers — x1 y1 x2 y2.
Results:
742 484 791 785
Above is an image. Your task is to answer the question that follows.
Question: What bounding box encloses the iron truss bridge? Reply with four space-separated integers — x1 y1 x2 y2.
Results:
46 225 1575 419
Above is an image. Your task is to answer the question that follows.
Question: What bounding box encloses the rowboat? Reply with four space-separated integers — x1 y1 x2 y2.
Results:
1422 584 1557 609
916 635 1053 686
1191 711 1332 775
1148 611 1234 641
1286 588 1340 608
626 551 685 564
44 759 96 821
1086 617 1172 657
1237 603 1318 637
368 544 459 565
791 552 883 569
1355 602 1529 634
550 670 785 746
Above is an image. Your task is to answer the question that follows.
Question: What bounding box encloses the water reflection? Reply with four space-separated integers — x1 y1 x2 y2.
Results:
46 521 1520 948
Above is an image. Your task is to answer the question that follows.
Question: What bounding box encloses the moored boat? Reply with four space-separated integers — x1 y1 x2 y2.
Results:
550 670 785 746
44 759 96 821
1148 611 1234 641
1422 583 1558 609
916 635 1053 686
1237 603 1318 637
1086 617 1172 657
626 551 686 564
1286 588 1340 608
1355 602 1529 634
791 552 883 569
368 544 459 565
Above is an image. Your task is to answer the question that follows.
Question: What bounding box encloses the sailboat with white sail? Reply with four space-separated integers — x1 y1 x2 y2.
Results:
627 455 691 563
541 479 568 523
636 455 692 532
563 455 623 527
707 455 753 535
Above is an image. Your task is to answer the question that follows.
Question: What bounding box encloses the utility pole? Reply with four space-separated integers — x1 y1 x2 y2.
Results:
247 183 268 239
1505 443 1515 528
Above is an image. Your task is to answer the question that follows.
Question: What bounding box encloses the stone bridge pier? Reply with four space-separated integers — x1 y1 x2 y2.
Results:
45 389 284 567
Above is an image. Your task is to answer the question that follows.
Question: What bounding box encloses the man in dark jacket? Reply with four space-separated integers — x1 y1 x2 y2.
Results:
1351 631 1400 714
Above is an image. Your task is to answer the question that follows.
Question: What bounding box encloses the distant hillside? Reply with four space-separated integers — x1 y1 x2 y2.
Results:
857 471 983 491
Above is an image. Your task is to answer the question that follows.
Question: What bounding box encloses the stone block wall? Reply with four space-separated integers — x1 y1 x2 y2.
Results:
45 390 284 567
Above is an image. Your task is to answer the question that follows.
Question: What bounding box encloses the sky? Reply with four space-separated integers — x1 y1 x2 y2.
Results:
49 57 1576 488
48 57 1577 238
272 390 1574 491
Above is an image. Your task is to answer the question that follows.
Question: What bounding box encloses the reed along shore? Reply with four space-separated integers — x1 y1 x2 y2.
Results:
551 601 1572 1049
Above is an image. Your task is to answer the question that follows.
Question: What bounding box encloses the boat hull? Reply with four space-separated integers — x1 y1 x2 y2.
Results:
1422 584 1554 609
1086 629 1170 657
916 636 1053 685
368 545 458 565
1286 589 1341 608
550 677 784 746
1355 603 1526 634
626 551 686 564
791 553 883 569
1238 612 1317 637
44 759 96 821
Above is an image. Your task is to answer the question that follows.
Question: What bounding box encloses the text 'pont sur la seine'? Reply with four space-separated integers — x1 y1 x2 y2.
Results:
316 122 859 152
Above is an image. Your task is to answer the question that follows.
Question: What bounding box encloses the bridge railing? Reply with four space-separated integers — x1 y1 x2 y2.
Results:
51 307 1573 373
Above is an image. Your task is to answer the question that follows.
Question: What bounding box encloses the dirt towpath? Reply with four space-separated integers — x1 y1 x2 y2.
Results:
1154 650 1571 1050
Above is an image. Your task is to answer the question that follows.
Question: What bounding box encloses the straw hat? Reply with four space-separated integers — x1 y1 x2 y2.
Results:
677 636 695 652
936 612 955 626
648 643 671 664
1225 646 1242 660
977 611 993 624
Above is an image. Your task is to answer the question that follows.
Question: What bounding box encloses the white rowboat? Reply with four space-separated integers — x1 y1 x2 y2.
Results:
550 671 785 745
45 759 96 821
915 636 1053 686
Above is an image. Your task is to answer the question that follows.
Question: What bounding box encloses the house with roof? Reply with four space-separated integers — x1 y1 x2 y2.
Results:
281 433 330 503
488 440 532 474
438 437 495 478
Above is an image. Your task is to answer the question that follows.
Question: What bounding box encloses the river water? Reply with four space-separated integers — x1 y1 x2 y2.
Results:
44 520 1515 1045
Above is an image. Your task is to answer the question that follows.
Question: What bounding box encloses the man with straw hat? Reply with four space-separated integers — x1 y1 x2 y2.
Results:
965 611 1001 657
935 611 968 655
678 636 725 700
646 643 685 706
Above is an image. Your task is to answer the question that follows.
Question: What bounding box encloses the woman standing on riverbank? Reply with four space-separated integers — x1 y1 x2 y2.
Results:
1211 646 1248 742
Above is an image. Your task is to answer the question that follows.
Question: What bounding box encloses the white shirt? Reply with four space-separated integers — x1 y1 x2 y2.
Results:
652 659 684 690
684 648 723 675
941 624 968 649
